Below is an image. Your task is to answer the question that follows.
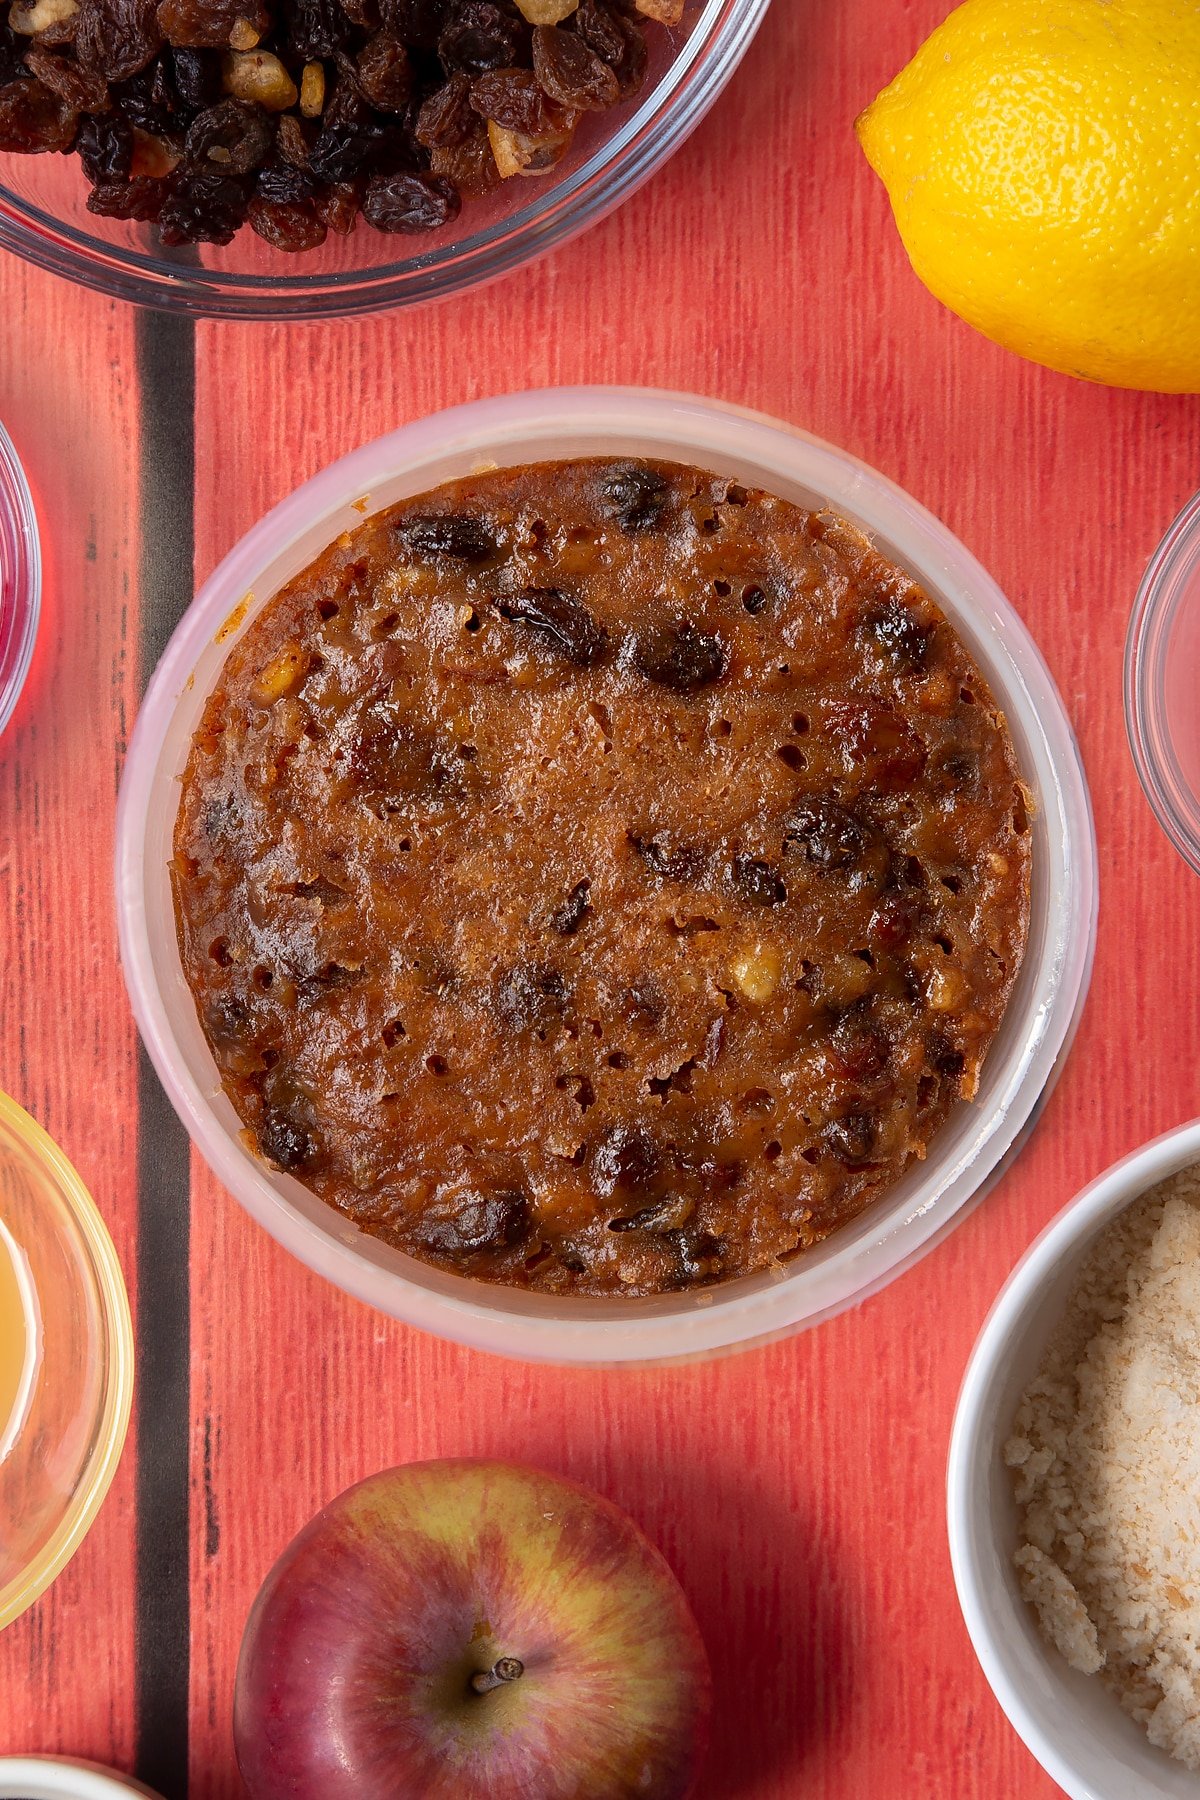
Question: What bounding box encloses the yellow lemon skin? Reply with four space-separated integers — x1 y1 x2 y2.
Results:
856 0 1200 393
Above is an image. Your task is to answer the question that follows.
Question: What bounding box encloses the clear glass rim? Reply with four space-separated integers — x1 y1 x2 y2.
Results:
0 1092 134 1632
0 0 769 320
0 421 41 741
116 386 1098 1364
1124 488 1200 879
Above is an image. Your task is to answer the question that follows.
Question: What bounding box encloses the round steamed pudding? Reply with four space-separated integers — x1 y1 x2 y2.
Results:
173 459 1031 1297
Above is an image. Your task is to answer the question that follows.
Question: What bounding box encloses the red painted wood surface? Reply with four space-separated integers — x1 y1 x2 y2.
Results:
3 0 1200 1794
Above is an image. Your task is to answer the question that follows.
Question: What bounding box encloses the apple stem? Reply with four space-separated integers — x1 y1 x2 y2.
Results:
470 1658 525 1696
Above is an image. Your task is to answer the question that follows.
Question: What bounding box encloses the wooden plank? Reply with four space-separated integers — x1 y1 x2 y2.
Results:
0 270 142 1770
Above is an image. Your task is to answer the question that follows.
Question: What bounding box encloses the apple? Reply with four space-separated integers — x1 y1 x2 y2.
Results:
234 1459 712 1800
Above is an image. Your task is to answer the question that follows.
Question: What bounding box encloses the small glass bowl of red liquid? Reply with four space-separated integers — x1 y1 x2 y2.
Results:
0 421 40 738
1126 491 1200 879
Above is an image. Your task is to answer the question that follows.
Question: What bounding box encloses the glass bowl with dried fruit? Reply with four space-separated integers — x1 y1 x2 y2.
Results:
0 0 768 318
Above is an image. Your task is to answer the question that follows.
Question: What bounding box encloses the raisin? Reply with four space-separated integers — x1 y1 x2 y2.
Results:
592 1125 660 1199
185 98 271 173
350 716 468 807
259 1108 320 1170
625 981 665 1027
378 0 447 45
730 854 786 907
428 122 498 194
415 71 472 146
308 82 384 181
75 0 162 79
629 622 727 694
156 0 267 47
362 167 459 230
78 112 135 181
87 173 167 217
397 512 496 561
0 21 23 86
356 30 412 110
286 0 351 58
0 79 78 153
822 1114 876 1165
118 54 185 131
608 1195 694 1234
628 834 706 885
22 46 110 112
532 24 618 110
158 166 248 243
864 596 932 672
437 1 518 74
248 194 327 248
495 963 567 1033
421 1189 530 1257
598 460 667 532
670 1228 726 1283
314 179 360 232
469 66 557 134
784 797 866 871
868 895 914 951
831 1018 889 1083
254 156 314 203
276 110 311 167
928 1032 965 1078
494 586 609 668
574 0 646 97
171 44 222 107
550 878 591 936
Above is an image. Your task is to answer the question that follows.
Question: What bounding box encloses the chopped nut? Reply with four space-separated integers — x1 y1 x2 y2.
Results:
730 943 782 1004
635 0 684 20
514 0 578 18
223 50 299 112
252 645 310 706
131 129 182 179
927 965 967 1012
986 852 1010 876
227 15 261 48
8 0 77 35
300 60 325 118
487 115 577 179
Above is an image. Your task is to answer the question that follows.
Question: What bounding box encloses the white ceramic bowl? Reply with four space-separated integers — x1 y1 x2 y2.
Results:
115 387 1096 1364
0 1759 161 1798
948 1118 1200 1800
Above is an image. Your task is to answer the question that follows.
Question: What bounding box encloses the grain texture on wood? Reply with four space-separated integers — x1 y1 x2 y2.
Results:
2 0 1200 1795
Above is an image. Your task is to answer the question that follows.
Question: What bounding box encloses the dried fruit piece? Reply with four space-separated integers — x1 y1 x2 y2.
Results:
172 44 222 106
515 0 576 19
598 461 667 531
275 108 309 164
313 178 359 231
247 193 327 247
86 171 166 214
0 77 78 151
486 109 573 175
75 0 162 79
254 153 313 201
531 23 617 109
494 586 609 667
628 834 705 885
355 30 410 109
77 110 135 178
226 14 259 46
428 122 499 193
634 0 681 19
822 1114 876 1166
23 43 109 109
495 963 568 1032
298 59 324 116
730 855 786 907
420 1189 531 1258
258 1107 321 1170
784 796 867 871
397 512 496 561
157 162 248 239
362 167 460 230
285 0 349 58
863 595 932 672
574 0 646 98
157 0 266 49
550 879 591 935
415 70 472 146
470 65 560 134
629 621 726 694
185 96 271 171
437 0 518 74
592 1125 660 1199
223 49 298 110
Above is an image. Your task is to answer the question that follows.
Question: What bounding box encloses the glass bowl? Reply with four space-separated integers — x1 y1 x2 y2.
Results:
0 1091 134 1631
115 387 1097 1364
0 0 768 320
948 1117 1200 1800
0 421 40 739
1125 490 1200 879
0 1761 161 1798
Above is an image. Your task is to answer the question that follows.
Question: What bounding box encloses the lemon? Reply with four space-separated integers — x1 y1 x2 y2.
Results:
855 0 1200 392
